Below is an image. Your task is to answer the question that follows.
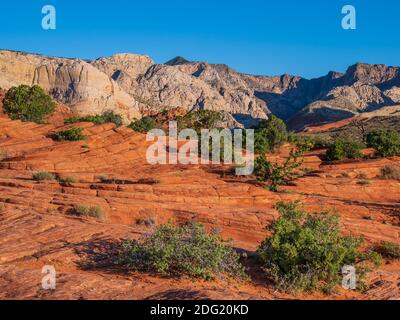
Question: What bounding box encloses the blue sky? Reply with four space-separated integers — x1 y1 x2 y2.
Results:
0 0 399 78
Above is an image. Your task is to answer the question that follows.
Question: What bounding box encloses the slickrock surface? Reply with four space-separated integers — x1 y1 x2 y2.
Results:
0 114 399 300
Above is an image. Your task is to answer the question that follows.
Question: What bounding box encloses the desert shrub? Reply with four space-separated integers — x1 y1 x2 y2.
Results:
373 241 400 260
177 109 222 131
74 205 104 219
128 117 157 133
254 147 305 192
64 111 123 127
3 85 56 123
136 217 156 226
326 139 363 161
380 165 400 180
257 201 381 292
59 177 79 183
357 179 370 186
366 130 400 157
136 178 160 185
288 134 315 151
33 171 56 181
96 174 109 182
251 116 288 154
51 128 86 141
117 222 246 280
0 150 8 161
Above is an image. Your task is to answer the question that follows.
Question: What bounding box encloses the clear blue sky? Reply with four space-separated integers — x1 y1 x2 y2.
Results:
0 0 399 78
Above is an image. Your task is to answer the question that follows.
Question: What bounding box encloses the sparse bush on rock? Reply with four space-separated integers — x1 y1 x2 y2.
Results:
373 241 400 260
51 128 86 141
59 176 79 183
117 222 246 280
257 201 381 292
73 205 104 219
366 129 400 157
380 165 400 180
326 139 363 161
176 109 222 132
64 111 123 127
128 117 157 133
32 171 56 181
3 85 56 123
254 147 305 192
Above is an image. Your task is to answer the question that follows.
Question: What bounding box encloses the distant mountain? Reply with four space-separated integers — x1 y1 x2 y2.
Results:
1 49 400 129
165 56 191 66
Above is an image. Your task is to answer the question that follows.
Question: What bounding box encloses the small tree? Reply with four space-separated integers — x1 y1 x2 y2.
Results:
366 130 400 157
326 139 363 161
3 85 56 123
252 115 288 153
254 147 305 192
257 201 381 292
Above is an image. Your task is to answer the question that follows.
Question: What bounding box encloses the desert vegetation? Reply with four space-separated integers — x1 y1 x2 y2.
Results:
50 128 86 141
3 85 55 123
73 205 104 219
117 222 246 280
257 201 381 292
373 241 400 260
251 115 288 154
64 111 123 127
366 129 400 157
379 165 400 180
128 117 157 133
254 147 305 192
326 139 364 161
32 171 56 181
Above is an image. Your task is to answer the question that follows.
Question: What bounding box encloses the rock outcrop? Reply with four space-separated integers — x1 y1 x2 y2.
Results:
0 50 142 123
2 50 400 130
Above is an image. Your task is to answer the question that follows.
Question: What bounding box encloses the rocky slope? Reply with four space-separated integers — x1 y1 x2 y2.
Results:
0 109 399 300
1 50 400 129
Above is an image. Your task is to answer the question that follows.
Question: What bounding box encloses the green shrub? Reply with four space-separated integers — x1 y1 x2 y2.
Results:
257 201 381 292
380 165 400 180
51 128 86 141
366 130 400 157
128 117 157 133
74 205 104 219
64 111 123 127
33 171 56 181
288 134 315 151
251 116 288 154
117 222 246 280
3 85 56 123
177 109 222 132
326 139 363 161
254 148 304 192
59 177 79 183
373 241 400 260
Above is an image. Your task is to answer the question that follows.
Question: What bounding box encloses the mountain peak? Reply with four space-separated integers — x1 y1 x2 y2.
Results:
165 56 191 66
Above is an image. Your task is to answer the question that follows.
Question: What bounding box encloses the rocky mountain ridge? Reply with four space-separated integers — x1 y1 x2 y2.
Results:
1 49 400 129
